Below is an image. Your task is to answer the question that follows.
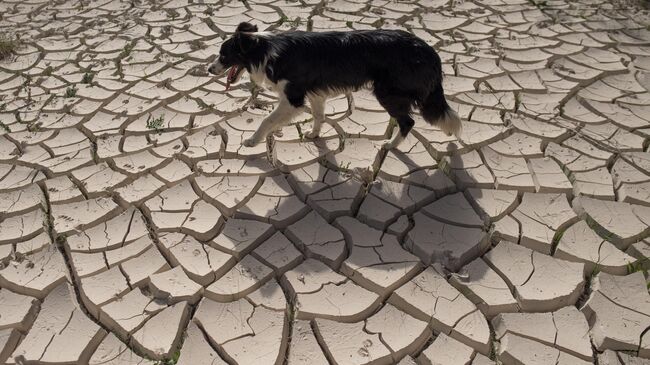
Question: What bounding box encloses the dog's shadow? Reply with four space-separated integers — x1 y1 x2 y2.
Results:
236 130 493 311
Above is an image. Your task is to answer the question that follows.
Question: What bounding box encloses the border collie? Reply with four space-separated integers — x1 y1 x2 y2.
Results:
208 22 461 149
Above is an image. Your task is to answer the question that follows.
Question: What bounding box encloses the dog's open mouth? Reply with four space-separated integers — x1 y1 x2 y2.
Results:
225 65 244 90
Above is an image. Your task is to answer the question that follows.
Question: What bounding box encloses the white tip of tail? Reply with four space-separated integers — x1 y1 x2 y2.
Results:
438 108 462 138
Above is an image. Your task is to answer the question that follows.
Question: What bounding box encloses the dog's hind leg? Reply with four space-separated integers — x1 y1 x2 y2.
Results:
384 115 414 149
305 96 325 139
374 88 414 150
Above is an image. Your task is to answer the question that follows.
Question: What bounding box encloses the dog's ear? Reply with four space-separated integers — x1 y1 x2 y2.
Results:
233 32 258 54
236 22 258 33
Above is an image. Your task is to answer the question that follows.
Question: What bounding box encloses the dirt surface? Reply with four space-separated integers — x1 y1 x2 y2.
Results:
1 0 650 364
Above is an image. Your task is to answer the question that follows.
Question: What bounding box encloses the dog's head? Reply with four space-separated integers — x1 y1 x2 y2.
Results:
208 22 260 89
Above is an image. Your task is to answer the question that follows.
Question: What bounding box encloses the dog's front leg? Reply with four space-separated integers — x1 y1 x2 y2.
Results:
243 98 300 147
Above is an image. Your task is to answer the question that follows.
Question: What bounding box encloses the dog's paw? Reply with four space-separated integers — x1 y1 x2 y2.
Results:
242 138 258 147
304 130 320 139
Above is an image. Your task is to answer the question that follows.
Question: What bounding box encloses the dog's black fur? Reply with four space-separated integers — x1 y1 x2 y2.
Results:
210 22 461 145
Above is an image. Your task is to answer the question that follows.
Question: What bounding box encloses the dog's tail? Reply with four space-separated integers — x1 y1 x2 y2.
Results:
419 85 462 138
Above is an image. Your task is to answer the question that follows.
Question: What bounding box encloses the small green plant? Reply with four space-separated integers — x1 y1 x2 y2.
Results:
531 0 548 9
277 15 289 25
27 122 41 132
119 42 134 59
161 25 174 38
81 71 95 84
65 86 78 98
154 349 180 365
339 161 351 172
0 121 10 133
146 114 165 132
627 258 649 274
203 5 214 15
296 123 304 141
165 8 180 19
189 39 206 51
0 35 19 60
42 66 53 76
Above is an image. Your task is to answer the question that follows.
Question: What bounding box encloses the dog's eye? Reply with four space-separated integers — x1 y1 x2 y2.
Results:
219 55 225 62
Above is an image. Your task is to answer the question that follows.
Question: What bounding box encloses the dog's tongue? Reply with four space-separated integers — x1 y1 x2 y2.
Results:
225 66 240 91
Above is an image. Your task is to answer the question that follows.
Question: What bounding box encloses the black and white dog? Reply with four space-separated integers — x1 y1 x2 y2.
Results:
208 22 461 149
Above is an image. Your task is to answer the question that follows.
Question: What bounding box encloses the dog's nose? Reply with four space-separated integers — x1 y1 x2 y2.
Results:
208 65 217 75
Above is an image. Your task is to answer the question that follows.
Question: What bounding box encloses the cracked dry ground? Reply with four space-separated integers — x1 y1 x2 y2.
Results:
2 0 650 365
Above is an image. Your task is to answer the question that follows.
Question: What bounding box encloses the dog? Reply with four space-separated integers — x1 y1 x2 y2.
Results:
208 22 461 149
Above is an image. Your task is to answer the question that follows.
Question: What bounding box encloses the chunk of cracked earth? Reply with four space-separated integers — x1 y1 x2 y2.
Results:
99 288 166 338
210 218 274 258
287 320 329 364
0 289 38 332
582 271 650 354
405 211 488 271
574 196 650 248
497 333 592 365
131 301 190 360
313 318 391 364
555 220 635 275
450 258 518 318
315 304 428 365
44 175 84 204
417 333 474 365
236 190 309 229
176 322 228 365
465 188 518 222
421 192 485 227
527 157 573 194
252 231 303 274
326 138 383 172
159 233 235 286
336 216 421 294
306 178 365 221
282 259 380 321
285 211 347 267
205 254 273 301
246 278 288 311
389 267 491 355
65 206 149 252
0 184 44 216
492 306 592 361
273 139 340 172
148 266 203 304
0 208 46 245
367 178 436 215
89 333 156 365
365 304 430 358
51 197 121 235
378 133 436 167
0 245 67 299
443 150 496 189
80 266 131 317
9 283 106 364
120 246 171 286
511 193 578 254
194 297 288 364
194 175 261 216
484 241 585 312
482 147 536 192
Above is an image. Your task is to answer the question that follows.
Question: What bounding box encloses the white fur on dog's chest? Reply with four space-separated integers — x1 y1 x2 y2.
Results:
250 66 283 93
